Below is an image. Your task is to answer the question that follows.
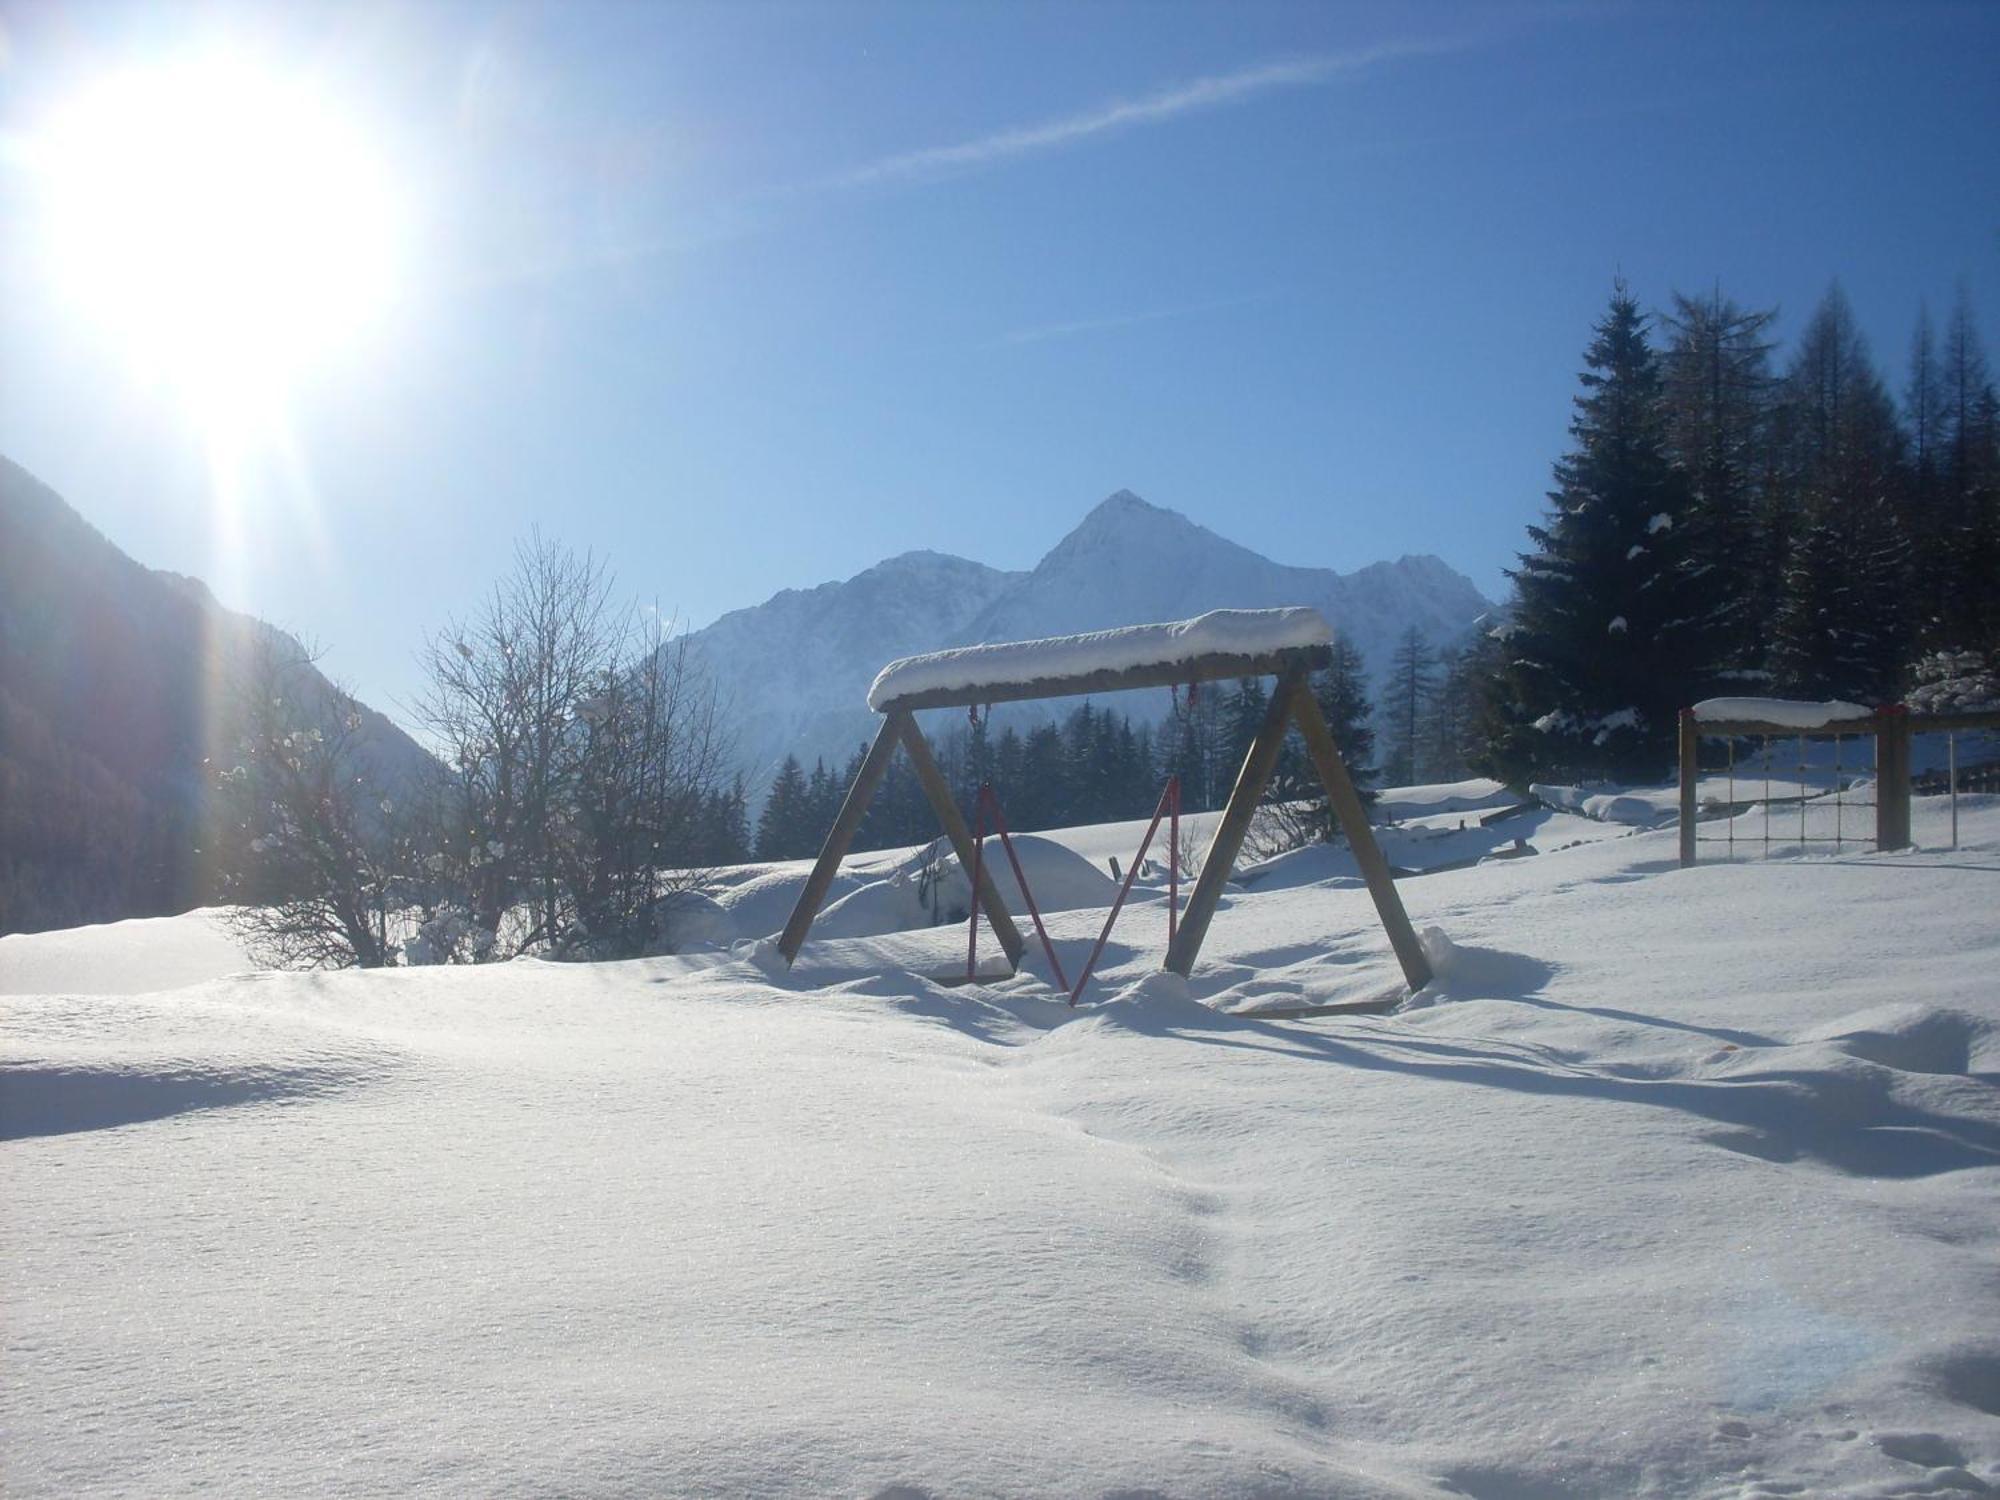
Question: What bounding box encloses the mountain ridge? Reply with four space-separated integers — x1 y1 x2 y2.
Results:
680 489 1494 786
0 455 434 935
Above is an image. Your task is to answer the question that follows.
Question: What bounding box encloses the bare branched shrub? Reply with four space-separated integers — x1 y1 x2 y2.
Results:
558 624 729 957
414 536 731 961
215 636 412 968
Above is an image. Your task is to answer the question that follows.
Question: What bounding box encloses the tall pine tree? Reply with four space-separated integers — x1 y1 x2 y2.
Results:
1493 283 1715 781
754 756 809 860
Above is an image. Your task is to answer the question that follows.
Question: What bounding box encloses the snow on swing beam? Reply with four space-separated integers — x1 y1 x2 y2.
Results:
867 607 1334 712
780 608 1433 997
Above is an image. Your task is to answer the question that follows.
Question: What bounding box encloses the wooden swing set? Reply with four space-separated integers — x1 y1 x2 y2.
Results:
776 613 1433 999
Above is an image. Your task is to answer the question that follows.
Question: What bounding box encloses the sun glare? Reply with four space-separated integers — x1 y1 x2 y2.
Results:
39 53 400 428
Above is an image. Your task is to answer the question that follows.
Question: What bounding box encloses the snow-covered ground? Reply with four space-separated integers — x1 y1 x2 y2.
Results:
5 796 1998 1497
0 908 257 996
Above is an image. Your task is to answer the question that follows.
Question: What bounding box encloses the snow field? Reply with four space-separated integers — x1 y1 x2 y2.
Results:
3 796 1998 1496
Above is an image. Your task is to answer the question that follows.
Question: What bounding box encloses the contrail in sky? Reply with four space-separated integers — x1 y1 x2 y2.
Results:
818 36 1473 191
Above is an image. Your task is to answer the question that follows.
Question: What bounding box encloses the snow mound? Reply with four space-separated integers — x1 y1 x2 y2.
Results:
1372 777 1517 817
1103 969 1192 1007
1799 1004 1994 1077
710 866 865 939
929 833 1118 916
818 836 1119 940
1531 782 1676 826
0 908 259 996
867 606 1330 709
1055 969 1222 1036
661 892 739 950
815 874 937 939
1236 841 1359 890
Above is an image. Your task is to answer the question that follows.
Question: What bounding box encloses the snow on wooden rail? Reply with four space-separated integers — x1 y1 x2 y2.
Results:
1690 697 1875 732
866 607 1334 712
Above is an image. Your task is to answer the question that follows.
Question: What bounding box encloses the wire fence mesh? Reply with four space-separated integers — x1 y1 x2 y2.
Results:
1685 719 1999 861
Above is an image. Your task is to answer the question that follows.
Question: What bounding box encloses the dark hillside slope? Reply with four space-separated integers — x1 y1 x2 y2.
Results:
0 457 431 934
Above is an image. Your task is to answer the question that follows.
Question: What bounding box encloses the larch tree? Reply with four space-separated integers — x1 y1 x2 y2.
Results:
1383 627 1438 786
1660 286 1778 679
1768 284 1910 699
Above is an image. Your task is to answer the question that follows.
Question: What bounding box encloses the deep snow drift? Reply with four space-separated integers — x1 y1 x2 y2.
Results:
4 796 1998 1498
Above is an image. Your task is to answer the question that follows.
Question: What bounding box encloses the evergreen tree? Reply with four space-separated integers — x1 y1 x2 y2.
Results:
1223 678 1270 780
803 759 839 848
1939 289 2000 651
1420 638 1482 782
717 776 751 864
962 715 994 801
1163 682 1227 811
1660 287 1778 677
1316 639 1377 792
992 727 1025 814
1260 637 1378 849
1491 282 1714 781
754 755 808 860
1384 627 1438 785
1017 723 1066 829
1768 284 1910 698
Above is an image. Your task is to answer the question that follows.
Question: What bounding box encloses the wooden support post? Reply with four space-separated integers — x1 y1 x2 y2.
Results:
1876 705 1912 852
1289 679 1433 993
1678 708 1699 868
777 712 903 964
895 715 1026 968
1164 666 1302 976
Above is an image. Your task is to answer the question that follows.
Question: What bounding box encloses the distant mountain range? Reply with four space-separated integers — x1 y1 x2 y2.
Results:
0 463 1492 935
0 457 432 935
683 489 1495 786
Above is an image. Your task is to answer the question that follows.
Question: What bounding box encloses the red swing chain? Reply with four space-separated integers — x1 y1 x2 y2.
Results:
965 783 1069 991
1068 774 1181 1005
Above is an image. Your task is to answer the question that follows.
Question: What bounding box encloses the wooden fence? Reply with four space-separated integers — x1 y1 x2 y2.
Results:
1678 706 2000 866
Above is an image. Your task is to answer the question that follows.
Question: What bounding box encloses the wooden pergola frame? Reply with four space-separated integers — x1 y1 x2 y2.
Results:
777 642 1434 994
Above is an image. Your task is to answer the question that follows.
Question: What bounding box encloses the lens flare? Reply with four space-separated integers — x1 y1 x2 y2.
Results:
39 51 401 430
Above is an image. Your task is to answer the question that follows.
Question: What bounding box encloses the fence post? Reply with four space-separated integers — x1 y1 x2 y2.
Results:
1678 708 1699 867
1875 705 1911 852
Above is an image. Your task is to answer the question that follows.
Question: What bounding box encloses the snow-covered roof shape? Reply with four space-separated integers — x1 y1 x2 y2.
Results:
867 607 1333 711
1691 697 1875 729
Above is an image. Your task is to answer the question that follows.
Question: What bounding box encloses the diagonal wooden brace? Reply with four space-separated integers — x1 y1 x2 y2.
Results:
897 718 1025 968
777 712 903 965
1288 678 1432 992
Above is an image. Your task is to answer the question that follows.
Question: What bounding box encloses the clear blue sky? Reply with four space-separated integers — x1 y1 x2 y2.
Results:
3 0 1996 720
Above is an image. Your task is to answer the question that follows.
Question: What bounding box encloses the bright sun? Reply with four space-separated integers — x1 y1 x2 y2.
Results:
39 52 400 429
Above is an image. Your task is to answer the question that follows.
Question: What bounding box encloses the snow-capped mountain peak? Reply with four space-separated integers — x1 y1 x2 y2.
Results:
682 490 1493 785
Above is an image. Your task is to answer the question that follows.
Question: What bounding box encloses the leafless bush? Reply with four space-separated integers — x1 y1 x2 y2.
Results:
414 536 731 961
215 636 413 968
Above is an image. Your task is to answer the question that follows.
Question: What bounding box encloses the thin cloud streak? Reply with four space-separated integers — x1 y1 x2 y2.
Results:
465 32 1485 288
820 36 1472 191
998 293 1274 348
